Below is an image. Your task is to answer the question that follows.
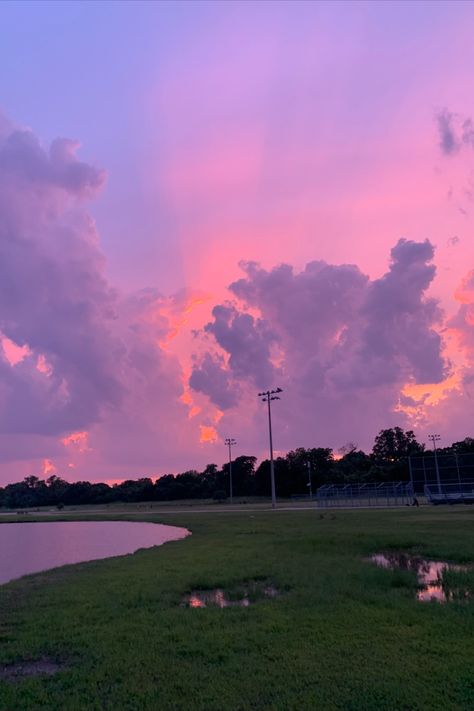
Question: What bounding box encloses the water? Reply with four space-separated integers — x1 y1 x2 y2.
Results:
183 585 279 608
0 658 64 682
370 552 470 602
0 521 189 586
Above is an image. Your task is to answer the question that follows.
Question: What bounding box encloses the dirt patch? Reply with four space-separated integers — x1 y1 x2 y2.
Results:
0 657 66 682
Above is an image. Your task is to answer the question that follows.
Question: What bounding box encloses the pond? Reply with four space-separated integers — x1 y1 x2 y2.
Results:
0 521 189 586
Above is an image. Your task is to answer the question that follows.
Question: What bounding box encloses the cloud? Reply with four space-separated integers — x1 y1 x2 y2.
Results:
203 303 277 387
0 120 123 436
0 117 205 482
450 269 474 355
454 268 474 305
436 108 460 156
190 353 237 410
0 109 469 482
190 239 448 449
436 108 474 156
335 238 445 388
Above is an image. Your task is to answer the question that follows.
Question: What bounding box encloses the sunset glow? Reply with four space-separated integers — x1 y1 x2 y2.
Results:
0 0 473 484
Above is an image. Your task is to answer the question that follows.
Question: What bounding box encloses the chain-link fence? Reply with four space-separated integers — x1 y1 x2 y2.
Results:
316 482 413 508
409 452 474 494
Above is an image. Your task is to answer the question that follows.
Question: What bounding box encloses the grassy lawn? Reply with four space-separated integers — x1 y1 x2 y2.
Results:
0 506 473 710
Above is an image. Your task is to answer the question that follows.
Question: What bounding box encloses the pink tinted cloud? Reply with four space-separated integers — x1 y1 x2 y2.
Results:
0 116 207 483
0 118 122 437
190 239 451 453
3 78 474 483
147 2 474 327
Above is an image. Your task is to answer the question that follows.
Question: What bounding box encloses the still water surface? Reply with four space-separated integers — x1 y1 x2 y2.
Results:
183 584 279 608
370 552 469 602
0 521 189 586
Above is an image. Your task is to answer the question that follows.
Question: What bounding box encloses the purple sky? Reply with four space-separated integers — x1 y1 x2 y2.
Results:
0 0 473 484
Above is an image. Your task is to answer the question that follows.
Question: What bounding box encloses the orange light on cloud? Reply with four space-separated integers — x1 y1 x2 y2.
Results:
396 372 463 426
184 400 201 419
36 354 53 376
454 269 474 304
159 295 209 350
61 430 90 453
199 425 218 444
211 408 224 425
402 373 462 407
180 366 201 419
41 458 57 476
1 336 31 366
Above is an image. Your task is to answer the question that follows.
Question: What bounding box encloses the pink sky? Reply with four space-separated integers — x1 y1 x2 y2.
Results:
0 1 473 484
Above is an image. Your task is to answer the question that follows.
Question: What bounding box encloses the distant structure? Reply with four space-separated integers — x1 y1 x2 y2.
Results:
409 451 474 504
258 388 282 509
224 438 236 504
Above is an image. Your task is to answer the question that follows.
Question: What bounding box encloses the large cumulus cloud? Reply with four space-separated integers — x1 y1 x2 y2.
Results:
0 113 464 480
0 117 201 480
190 239 448 450
0 119 123 435
326 239 445 389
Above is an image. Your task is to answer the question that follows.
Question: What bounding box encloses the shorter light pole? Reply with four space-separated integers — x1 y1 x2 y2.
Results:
428 434 441 493
224 438 236 504
258 388 282 509
307 461 313 500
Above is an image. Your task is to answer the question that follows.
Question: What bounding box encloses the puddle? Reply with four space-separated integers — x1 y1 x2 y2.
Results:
0 658 65 682
183 584 279 608
370 553 470 602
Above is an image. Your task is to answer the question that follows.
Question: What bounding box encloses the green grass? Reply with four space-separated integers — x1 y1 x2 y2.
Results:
0 506 473 710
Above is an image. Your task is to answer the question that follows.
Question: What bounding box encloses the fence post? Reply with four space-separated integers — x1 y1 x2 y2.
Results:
422 457 427 488
408 456 414 493
455 454 462 488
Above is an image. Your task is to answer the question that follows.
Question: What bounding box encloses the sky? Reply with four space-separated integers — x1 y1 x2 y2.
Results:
0 0 473 485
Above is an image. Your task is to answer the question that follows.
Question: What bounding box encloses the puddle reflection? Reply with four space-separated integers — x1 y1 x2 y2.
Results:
184 585 279 608
370 553 470 603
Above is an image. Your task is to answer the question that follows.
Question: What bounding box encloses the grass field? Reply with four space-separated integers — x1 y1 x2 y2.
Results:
0 506 473 710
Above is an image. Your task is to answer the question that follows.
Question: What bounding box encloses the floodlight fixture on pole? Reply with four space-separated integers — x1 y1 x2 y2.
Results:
428 434 442 493
258 388 283 509
224 438 237 504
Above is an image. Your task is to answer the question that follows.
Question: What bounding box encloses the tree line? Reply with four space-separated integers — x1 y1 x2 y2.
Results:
1 427 473 509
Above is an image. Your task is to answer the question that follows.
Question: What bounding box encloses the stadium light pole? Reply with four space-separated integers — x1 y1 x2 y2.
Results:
428 434 441 493
258 388 282 509
307 461 313 500
224 438 236 504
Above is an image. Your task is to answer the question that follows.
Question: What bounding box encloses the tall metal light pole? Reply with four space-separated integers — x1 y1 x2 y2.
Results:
307 461 313 500
224 438 236 504
258 388 282 509
428 434 441 493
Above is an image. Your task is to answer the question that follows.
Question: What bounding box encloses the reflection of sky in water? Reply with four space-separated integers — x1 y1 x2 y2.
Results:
370 553 469 603
185 586 278 608
0 521 189 586
186 590 250 608
417 585 447 603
